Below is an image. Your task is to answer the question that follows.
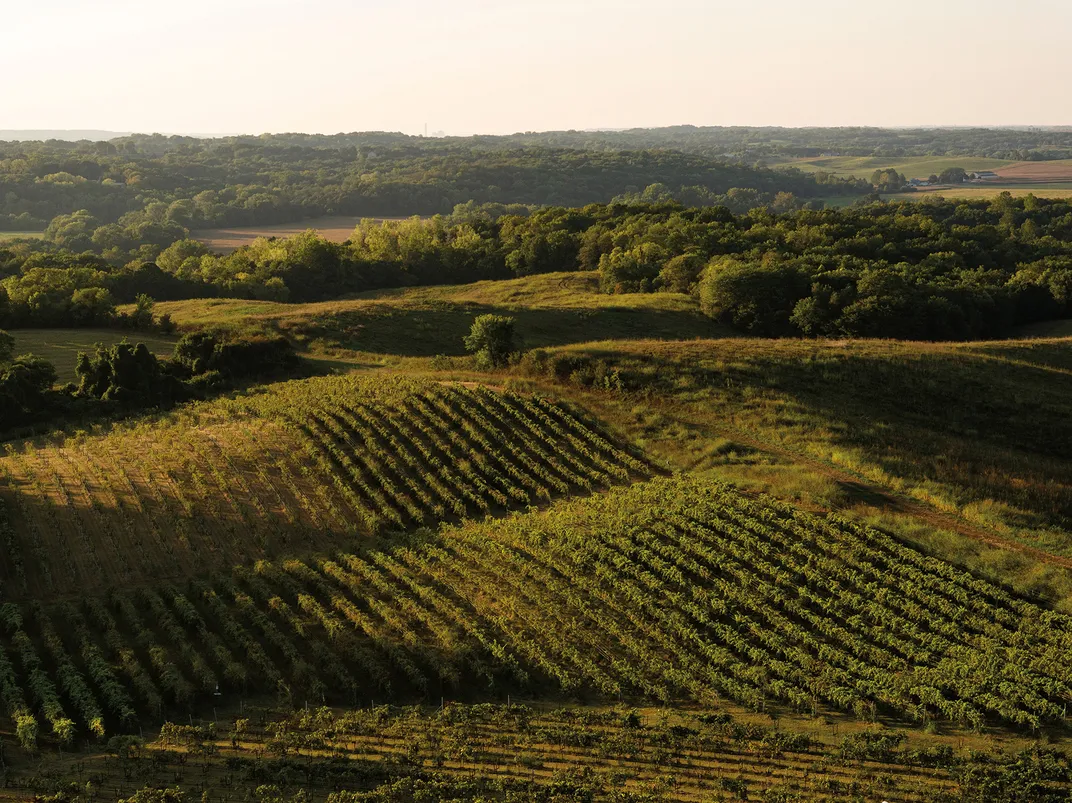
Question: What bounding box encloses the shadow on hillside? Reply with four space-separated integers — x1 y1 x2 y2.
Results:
575 342 1072 536
0 385 658 603
296 303 727 357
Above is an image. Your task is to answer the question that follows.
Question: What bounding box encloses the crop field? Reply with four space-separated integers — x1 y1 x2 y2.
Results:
889 184 1072 202
778 156 1072 201
994 159 1072 181
0 474 1071 758
0 333 1070 802
20 703 1062 803
191 216 416 254
5 231 1072 802
0 377 648 597
773 155 1013 179
6 329 178 383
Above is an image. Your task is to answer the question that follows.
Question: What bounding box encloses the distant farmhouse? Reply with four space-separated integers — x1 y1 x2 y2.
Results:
970 170 1000 181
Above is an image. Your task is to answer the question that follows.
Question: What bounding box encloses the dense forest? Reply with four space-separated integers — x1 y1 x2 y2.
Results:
1 194 1069 341
0 136 863 231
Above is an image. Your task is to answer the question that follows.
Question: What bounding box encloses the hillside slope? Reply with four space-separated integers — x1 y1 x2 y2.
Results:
146 272 727 357
1 476 1071 751
535 337 1072 553
0 376 648 599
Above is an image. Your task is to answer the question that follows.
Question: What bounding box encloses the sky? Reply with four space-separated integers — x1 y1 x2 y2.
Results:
3 0 1070 136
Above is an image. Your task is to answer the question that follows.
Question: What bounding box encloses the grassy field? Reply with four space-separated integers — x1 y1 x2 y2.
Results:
0 231 43 241
147 271 727 357
191 215 417 254
888 183 1072 201
777 156 1072 202
8 328 178 382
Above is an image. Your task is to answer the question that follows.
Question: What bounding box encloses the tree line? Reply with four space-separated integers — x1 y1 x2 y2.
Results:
1 194 1070 341
0 137 863 232
483 125 1072 162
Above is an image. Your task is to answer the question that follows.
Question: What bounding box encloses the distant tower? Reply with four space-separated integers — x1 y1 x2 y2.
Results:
424 123 428 137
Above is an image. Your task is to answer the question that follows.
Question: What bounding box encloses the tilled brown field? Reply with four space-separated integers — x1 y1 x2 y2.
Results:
192 216 418 254
993 160 1072 181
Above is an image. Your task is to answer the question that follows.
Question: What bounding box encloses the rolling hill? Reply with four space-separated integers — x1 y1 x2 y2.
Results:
144 271 728 358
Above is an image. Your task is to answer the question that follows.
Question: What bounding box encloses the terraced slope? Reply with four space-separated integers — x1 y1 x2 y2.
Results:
0 378 649 599
1 477 1070 751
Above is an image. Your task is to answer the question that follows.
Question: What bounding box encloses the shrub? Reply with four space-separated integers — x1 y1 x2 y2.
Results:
463 314 516 368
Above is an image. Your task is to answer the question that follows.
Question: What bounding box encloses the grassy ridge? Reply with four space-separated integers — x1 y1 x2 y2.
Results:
534 338 1072 547
146 272 726 357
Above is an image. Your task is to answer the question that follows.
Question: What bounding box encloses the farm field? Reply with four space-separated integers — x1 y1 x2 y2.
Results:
0 327 1070 800
0 377 649 597
7 329 178 383
5 194 1072 803
191 216 417 254
888 183 1072 201
14 702 1064 803
773 155 1015 179
0 231 43 241
2 475 1072 746
778 156 1072 201
994 159 1072 181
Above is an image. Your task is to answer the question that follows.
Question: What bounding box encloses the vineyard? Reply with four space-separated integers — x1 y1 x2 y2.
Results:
0 378 648 599
0 476 1069 765
21 703 1072 803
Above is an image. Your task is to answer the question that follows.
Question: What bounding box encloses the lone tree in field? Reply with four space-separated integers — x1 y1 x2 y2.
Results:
464 314 516 368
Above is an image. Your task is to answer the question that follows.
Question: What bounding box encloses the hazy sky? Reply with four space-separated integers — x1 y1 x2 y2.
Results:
4 0 1070 136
